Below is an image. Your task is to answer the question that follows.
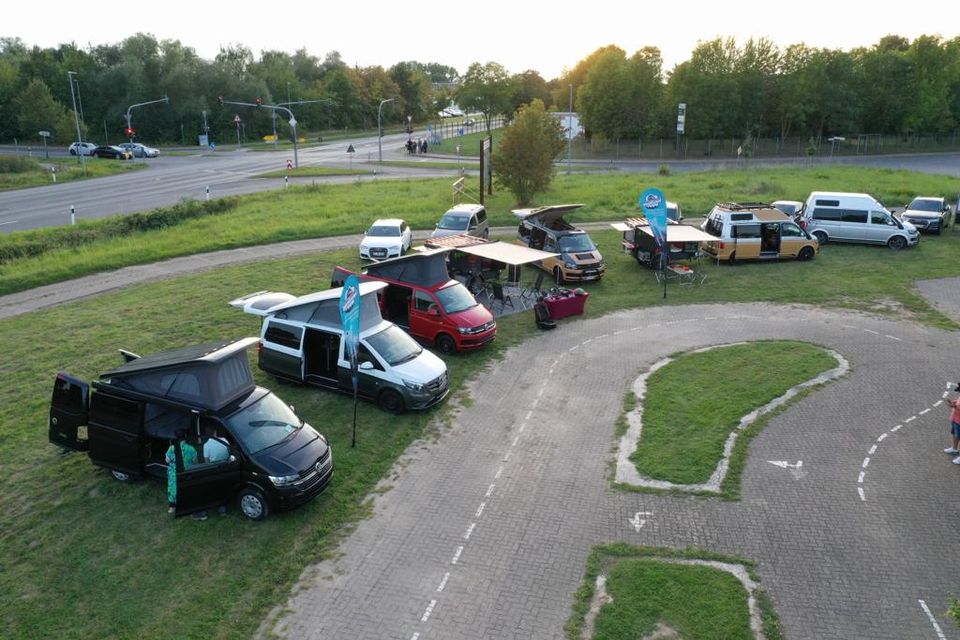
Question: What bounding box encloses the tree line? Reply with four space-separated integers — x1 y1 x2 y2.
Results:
0 33 957 147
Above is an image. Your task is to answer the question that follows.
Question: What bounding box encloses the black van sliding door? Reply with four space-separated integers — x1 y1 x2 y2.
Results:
87 392 144 475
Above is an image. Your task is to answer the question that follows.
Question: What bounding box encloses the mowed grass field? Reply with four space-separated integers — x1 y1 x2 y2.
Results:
1 167 959 638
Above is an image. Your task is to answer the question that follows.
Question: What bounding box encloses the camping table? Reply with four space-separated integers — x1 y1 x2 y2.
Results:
543 292 589 319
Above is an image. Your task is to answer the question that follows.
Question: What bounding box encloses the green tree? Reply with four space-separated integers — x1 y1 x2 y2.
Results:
491 99 566 206
457 62 513 132
509 70 551 115
15 78 76 142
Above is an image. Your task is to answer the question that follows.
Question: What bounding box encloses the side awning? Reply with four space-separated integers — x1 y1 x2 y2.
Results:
453 241 558 266
611 223 717 242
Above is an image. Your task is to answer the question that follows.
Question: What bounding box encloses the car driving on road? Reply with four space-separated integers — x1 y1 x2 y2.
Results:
91 145 133 160
119 142 160 158
68 141 97 156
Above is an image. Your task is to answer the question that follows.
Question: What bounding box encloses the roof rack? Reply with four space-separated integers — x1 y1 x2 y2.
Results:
714 202 772 211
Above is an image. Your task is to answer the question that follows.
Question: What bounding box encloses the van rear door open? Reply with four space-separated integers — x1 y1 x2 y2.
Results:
49 373 90 451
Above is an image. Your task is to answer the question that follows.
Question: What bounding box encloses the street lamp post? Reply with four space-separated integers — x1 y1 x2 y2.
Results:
67 71 86 175
377 97 395 164
567 84 573 173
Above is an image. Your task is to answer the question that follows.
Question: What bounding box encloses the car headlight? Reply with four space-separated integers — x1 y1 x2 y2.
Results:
402 378 425 391
269 473 299 487
563 257 577 267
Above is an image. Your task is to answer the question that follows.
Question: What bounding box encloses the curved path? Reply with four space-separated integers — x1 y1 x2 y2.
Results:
3 238 960 639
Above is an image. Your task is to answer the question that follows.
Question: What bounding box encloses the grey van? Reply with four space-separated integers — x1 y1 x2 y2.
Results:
431 204 489 239
801 191 919 250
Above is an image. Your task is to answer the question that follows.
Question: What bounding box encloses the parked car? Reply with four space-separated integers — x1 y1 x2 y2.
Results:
611 217 715 269
514 204 605 283
900 196 952 234
359 218 412 261
333 249 497 354
90 145 133 160
49 337 333 521
801 191 919 249
119 142 160 158
771 200 804 219
68 141 97 156
230 282 449 413
431 204 489 239
700 202 819 263
666 201 683 222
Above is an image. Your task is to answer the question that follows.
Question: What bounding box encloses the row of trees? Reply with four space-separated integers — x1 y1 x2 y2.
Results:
1 33 958 147
561 35 960 143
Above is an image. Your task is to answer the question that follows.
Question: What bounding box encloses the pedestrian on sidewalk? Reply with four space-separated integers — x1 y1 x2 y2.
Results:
944 384 960 463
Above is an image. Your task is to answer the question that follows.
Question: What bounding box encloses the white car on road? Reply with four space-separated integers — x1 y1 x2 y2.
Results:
118 142 160 158
360 219 412 261
68 142 97 156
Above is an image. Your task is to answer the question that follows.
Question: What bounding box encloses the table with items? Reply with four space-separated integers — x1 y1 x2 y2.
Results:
542 289 589 319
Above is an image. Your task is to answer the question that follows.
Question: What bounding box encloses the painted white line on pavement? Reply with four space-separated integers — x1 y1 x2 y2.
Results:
495 466 503 479
858 472 865 483
524 410 533 422
869 445 877 455
863 328 879 335
421 600 436 622
451 546 463 565
485 484 496 497
0 219 19 226
892 424 902 432
502 451 511 462
948 382 954 390
885 334 901 341
411 633 420 640
905 416 917 423
877 433 887 442
934 400 943 407
919 599 947 640
919 408 931 416
512 436 520 447
475 502 486 518
858 487 865 501
841 324 857 330
464 523 476 540
862 457 870 469
437 572 450 592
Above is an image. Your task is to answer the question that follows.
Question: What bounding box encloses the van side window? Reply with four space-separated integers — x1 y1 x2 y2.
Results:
815 199 840 207
476 209 487 223
871 210 894 225
841 210 867 224
357 344 383 371
414 291 434 312
544 237 557 252
265 322 303 350
812 208 841 221
781 223 803 237
704 217 724 236
733 224 761 239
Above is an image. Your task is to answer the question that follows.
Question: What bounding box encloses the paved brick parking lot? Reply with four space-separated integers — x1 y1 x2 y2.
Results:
261 302 960 640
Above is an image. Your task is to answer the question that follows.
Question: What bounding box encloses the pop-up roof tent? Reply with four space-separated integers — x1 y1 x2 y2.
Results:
360 248 453 287
229 281 388 333
511 204 585 229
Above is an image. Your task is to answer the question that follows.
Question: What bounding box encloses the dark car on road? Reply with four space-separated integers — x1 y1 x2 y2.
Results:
49 337 334 520
91 145 133 160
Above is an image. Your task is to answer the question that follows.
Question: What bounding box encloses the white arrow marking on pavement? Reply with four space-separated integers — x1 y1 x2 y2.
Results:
628 511 653 532
768 460 803 469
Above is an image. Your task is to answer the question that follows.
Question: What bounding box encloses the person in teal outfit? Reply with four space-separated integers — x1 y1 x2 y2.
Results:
165 438 198 514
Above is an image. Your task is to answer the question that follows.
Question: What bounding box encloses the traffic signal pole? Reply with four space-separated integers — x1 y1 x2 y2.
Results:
124 96 170 144
219 98 301 168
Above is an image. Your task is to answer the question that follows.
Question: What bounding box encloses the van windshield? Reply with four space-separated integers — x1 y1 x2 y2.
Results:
365 324 423 366
436 213 470 231
436 282 477 314
226 392 301 454
558 234 596 253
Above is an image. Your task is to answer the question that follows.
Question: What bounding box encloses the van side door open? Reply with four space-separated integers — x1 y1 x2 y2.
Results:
88 392 145 475
49 373 90 451
303 328 341 387
174 436 243 517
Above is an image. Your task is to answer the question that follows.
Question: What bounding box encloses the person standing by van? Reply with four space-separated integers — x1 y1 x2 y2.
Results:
945 387 960 464
166 438 199 514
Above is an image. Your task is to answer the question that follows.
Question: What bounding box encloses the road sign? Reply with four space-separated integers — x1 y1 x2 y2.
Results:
38 130 51 137
233 114 241 124
346 144 355 153
288 116 297 127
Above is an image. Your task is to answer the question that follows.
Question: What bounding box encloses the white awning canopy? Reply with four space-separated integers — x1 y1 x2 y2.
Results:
454 241 558 266
617 224 717 242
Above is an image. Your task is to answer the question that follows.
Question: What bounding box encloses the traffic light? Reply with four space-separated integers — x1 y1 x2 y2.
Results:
124 127 135 137
255 97 262 109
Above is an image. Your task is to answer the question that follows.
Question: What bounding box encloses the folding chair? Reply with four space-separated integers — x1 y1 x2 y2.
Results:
490 282 514 312
520 271 545 301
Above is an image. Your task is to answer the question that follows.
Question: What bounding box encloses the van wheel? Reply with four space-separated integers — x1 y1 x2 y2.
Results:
553 267 565 285
238 487 269 521
482 229 489 239
728 252 737 265
797 246 815 261
812 230 828 245
888 235 907 250
378 389 405 414
110 470 135 482
436 334 457 355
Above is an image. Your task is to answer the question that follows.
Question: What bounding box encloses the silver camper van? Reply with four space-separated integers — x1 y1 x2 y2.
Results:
230 282 449 413
801 191 919 249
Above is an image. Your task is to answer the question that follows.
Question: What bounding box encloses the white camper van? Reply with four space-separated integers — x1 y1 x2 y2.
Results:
230 282 449 413
801 192 919 249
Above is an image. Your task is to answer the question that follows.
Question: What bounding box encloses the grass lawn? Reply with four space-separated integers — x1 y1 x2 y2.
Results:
629 341 837 486
0 155 143 190
566 544 783 640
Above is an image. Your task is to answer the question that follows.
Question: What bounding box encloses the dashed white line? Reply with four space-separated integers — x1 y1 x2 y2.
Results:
411 633 420 640
511 436 520 447
919 599 947 640
863 328 879 335
869 445 877 455
919 408 931 416
884 335 901 341
862 458 870 469
451 546 463 565
858 487 866 501
891 424 902 432
485 483 496 497
524 410 533 422
877 433 888 442
475 502 486 518
858 471 865 483
464 523 476 540
436 572 450 592
934 400 944 407
905 416 917 423
503 451 511 462
421 600 436 622
495 466 503 479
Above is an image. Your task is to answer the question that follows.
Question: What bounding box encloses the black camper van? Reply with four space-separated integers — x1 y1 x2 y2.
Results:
49 337 333 520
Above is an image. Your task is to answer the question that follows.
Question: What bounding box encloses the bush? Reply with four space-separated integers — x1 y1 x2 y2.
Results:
0 155 41 173
657 164 671 176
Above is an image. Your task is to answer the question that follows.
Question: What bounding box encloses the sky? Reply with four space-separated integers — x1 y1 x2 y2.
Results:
5 0 957 80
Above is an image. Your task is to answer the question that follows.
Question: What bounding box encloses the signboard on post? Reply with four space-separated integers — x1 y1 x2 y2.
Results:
676 102 686 134
640 187 669 297
338 274 361 446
